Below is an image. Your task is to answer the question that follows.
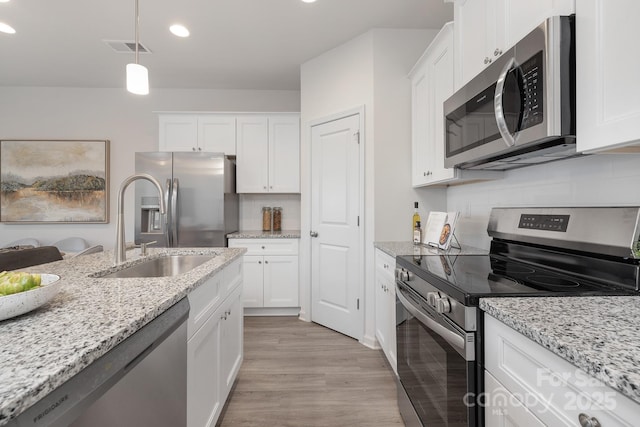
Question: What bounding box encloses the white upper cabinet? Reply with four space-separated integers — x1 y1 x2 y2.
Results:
159 114 199 152
198 115 237 154
236 116 269 193
411 23 456 186
576 0 640 152
269 115 301 193
236 114 300 193
454 0 575 89
410 22 502 186
159 113 237 155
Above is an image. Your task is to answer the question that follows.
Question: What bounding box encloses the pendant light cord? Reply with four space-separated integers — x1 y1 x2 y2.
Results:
134 0 140 64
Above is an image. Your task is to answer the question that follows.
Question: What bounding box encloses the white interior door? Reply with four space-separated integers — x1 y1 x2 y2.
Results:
310 113 362 340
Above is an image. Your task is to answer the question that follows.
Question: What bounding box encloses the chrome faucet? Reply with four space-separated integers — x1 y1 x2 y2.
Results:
115 173 166 265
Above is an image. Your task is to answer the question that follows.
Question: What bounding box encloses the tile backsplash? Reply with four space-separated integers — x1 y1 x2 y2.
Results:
447 153 640 249
239 194 301 230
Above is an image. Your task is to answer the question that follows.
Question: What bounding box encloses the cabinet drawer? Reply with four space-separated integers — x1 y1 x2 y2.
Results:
228 238 298 256
375 249 396 280
485 314 639 426
187 271 222 339
223 258 243 295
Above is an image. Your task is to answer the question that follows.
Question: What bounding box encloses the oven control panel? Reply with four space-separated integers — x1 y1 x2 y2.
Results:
519 214 569 232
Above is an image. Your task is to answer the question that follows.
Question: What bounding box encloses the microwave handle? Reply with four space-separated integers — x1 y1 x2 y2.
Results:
495 56 517 147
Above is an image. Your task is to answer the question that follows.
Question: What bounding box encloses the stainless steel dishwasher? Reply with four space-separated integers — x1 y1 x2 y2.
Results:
10 298 189 427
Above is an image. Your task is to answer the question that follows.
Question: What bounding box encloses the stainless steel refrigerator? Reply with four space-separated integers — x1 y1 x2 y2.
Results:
134 152 238 247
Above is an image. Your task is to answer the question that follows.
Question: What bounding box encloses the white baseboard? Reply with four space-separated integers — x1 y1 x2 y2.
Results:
244 307 301 317
360 333 379 349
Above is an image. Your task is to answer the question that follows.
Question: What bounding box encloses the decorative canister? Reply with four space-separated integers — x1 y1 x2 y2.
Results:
262 207 272 232
273 207 282 232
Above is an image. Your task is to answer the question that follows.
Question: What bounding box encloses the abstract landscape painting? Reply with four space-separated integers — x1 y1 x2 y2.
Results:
0 140 109 223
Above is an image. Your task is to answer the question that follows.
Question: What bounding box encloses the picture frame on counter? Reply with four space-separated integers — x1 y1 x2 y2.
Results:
0 139 110 223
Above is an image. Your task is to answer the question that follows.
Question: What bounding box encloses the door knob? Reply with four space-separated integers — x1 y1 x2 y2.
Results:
310 231 318 238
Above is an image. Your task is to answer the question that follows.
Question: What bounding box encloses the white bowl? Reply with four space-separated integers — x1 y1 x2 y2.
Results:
0 274 62 321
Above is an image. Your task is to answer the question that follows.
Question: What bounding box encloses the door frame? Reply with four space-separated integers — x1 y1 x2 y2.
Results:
300 106 366 341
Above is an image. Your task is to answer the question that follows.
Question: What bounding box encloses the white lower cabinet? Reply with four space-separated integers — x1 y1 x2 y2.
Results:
374 248 397 373
484 314 639 426
187 259 243 427
228 239 299 311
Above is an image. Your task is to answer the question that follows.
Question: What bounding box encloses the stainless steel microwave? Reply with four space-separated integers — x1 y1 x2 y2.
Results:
444 15 577 170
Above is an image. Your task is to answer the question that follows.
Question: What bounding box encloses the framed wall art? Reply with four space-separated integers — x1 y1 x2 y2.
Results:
0 140 110 223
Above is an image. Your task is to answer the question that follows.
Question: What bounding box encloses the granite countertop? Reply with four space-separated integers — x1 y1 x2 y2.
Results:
227 230 300 239
481 296 640 406
0 247 245 425
374 241 488 258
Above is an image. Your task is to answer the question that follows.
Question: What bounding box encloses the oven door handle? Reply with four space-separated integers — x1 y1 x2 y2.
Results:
396 282 474 361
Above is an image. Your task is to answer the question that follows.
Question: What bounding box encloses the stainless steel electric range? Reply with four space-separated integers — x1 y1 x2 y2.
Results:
394 207 640 427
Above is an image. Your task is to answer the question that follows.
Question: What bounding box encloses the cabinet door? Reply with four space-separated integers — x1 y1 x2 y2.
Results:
576 0 640 152
374 272 389 353
241 255 264 307
426 23 456 184
454 0 491 89
236 116 269 193
220 287 243 399
263 255 299 307
159 114 198 152
268 115 300 193
187 310 222 427
411 58 432 187
198 115 236 155
504 0 575 48
385 281 397 373
484 371 546 426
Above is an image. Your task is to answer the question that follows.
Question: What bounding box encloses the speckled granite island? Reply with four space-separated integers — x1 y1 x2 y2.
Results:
0 247 245 425
227 230 300 239
481 296 640 407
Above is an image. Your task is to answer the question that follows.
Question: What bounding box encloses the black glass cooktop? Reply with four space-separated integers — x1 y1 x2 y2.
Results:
396 253 636 306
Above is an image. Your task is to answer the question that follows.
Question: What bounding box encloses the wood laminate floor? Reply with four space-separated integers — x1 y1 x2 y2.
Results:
217 316 404 427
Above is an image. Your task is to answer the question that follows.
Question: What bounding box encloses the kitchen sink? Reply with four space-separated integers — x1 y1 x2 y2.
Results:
99 255 214 278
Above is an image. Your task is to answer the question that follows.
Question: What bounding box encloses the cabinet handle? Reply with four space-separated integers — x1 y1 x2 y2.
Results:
192 147 196 151
264 260 269 264
198 147 202 151
484 57 492 65
494 48 502 57
263 186 267 190
258 260 262 264
578 414 601 427
261 245 265 249
221 314 227 320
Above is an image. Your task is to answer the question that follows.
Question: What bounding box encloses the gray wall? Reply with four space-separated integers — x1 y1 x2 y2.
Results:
0 87 300 249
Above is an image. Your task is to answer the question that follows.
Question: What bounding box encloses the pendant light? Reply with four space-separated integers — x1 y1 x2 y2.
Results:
126 0 149 95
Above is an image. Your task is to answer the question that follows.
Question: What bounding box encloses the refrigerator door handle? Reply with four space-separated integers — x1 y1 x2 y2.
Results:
171 178 179 247
164 179 172 247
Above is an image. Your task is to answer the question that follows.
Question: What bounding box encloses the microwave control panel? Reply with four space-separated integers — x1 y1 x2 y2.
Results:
520 50 544 130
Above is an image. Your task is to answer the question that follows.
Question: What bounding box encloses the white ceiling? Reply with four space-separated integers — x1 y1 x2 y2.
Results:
0 0 453 91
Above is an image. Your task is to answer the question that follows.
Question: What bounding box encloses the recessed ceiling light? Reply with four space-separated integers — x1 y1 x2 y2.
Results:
0 22 15 34
0 0 11 3
301 0 317 3
170 24 190 38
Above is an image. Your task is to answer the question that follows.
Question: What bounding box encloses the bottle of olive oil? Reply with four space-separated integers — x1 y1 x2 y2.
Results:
413 221 422 245
412 202 421 237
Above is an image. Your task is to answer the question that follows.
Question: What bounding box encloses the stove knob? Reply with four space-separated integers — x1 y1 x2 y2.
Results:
436 297 451 314
395 268 414 281
426 292 439 307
